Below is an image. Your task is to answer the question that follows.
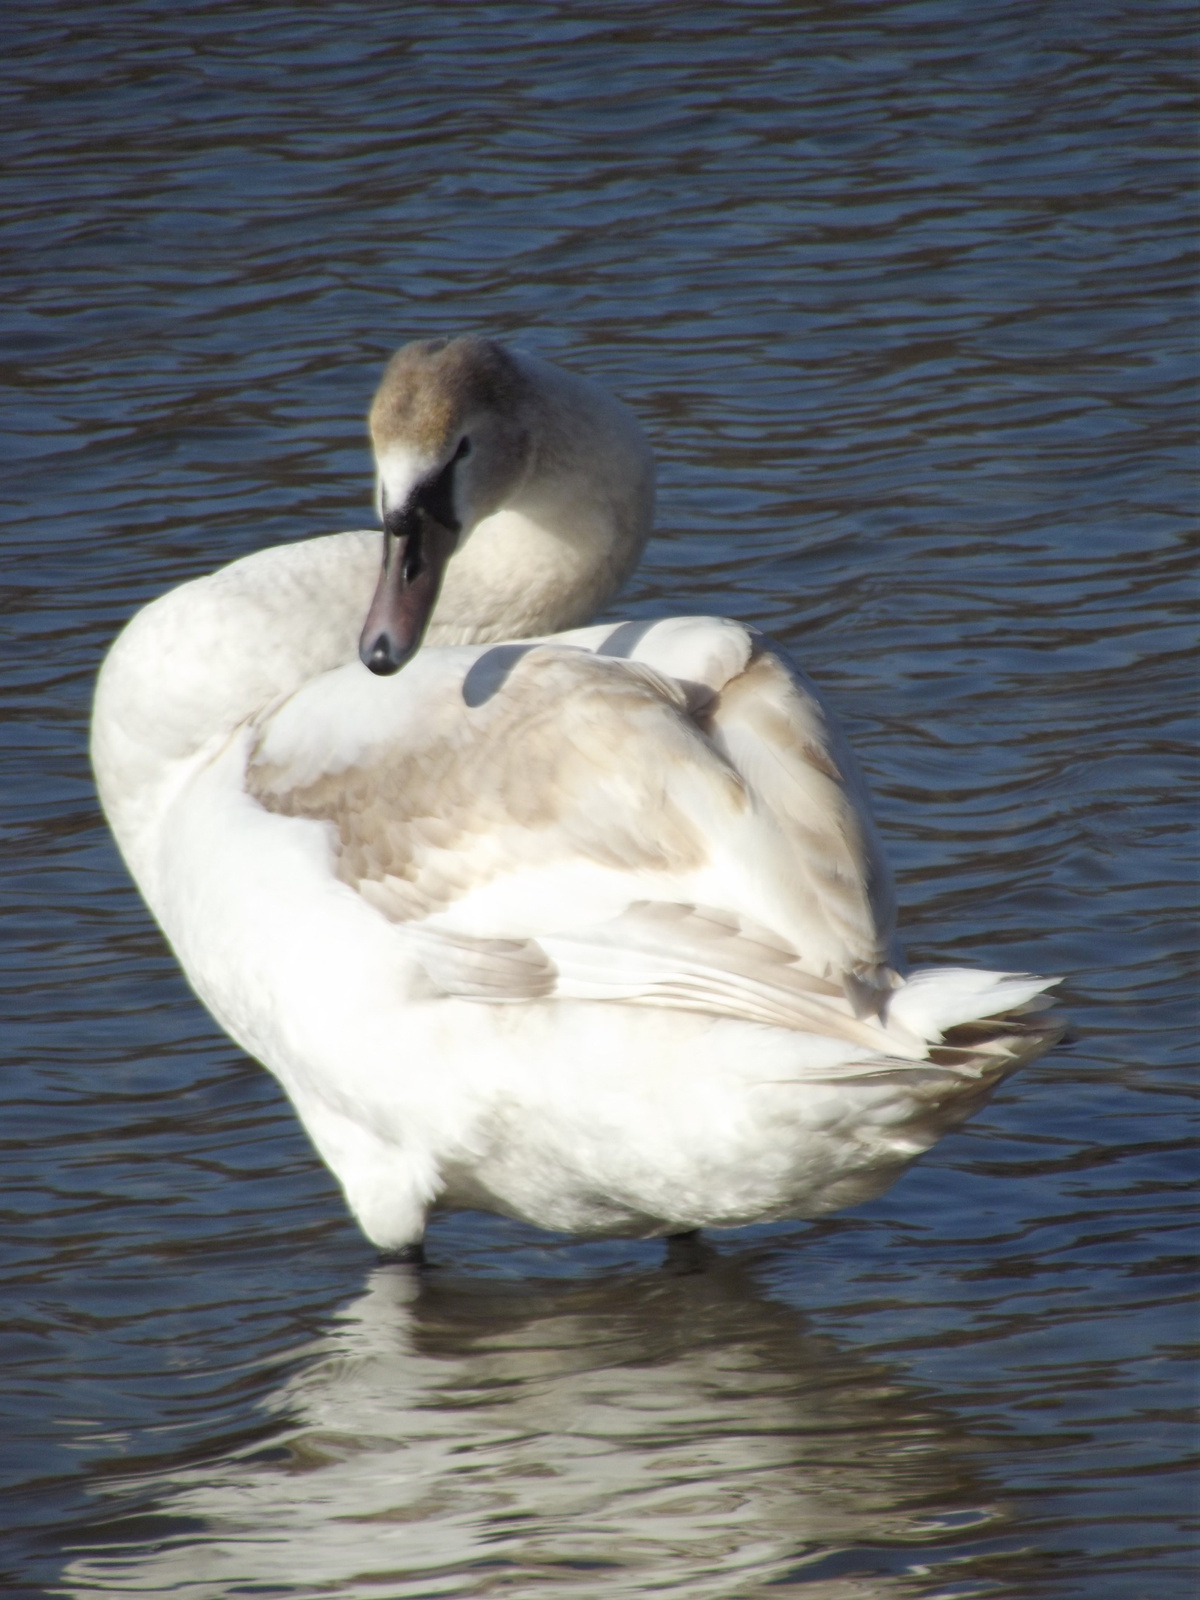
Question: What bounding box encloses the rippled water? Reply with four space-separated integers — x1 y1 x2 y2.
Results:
2 3 1195 1596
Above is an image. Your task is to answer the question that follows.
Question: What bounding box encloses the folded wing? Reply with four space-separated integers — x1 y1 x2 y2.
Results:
244 624 1039 1057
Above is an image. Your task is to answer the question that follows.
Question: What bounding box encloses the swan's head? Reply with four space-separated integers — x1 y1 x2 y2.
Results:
360 336 533 676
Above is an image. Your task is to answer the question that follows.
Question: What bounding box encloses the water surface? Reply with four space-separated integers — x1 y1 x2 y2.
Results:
1 3 1195 1596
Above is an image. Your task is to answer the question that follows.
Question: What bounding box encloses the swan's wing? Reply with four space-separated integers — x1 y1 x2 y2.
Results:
246 632 906 1046
578 615 900 990
697 633 900 994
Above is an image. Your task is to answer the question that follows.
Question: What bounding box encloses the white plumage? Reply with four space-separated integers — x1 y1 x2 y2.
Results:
92 337 1059 1251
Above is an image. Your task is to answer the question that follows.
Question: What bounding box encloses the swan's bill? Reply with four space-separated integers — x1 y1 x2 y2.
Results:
359 510 458 676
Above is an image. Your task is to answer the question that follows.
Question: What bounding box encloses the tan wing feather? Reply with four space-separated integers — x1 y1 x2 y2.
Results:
246 638 902 1037
700 644 901 1006
248 646 743 915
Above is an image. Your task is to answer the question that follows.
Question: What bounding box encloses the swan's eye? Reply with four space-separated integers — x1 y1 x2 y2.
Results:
418 446 465 533
455 436 472 460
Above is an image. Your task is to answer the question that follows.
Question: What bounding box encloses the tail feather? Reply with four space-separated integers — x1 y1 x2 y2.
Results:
886 966 1060 1044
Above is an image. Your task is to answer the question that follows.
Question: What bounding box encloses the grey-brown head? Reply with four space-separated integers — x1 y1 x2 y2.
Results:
360 337 534 675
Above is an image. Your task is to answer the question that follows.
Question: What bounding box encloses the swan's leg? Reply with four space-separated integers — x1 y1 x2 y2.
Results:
663 1229 709 1273
286 1086 434 1254
378 1241 426 1267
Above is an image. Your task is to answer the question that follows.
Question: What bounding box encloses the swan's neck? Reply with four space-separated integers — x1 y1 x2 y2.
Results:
426 350 654 646
425 505 636 647
91 531 380 882
92 355 654 880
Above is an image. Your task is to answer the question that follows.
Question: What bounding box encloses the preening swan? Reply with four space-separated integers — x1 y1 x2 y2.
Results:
92 337 1060 1252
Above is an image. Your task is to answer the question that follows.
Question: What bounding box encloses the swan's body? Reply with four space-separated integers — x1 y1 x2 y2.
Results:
92 338 1059 1250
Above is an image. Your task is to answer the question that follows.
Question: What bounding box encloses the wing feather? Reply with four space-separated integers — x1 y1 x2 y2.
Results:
245 629 905 1038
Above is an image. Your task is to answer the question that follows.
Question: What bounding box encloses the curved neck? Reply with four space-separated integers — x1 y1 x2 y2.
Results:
92 532 379 882
93 356 655 882
426 350 654 645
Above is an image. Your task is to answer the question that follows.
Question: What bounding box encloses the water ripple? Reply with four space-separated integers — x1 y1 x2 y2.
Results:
1 2 1195 1595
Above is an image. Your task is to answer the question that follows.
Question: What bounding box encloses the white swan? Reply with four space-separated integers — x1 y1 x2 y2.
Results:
92 336 1060 1253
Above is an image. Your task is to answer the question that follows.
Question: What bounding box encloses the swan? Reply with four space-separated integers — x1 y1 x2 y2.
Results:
91 336 1060 1254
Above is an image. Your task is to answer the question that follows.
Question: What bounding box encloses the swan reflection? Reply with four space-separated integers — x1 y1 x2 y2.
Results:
65 1253 1001 1597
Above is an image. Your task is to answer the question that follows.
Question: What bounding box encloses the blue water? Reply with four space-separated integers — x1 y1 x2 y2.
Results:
2 3 1195 1595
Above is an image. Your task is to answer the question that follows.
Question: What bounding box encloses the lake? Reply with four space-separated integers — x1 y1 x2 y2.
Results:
1 3 1195 1596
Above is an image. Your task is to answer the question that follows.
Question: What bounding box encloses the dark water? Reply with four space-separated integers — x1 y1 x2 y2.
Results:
2 3 1196 1595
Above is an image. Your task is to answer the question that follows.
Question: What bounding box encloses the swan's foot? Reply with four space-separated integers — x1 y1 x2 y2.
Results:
663 1229 711 1274
377 1240 426 1267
